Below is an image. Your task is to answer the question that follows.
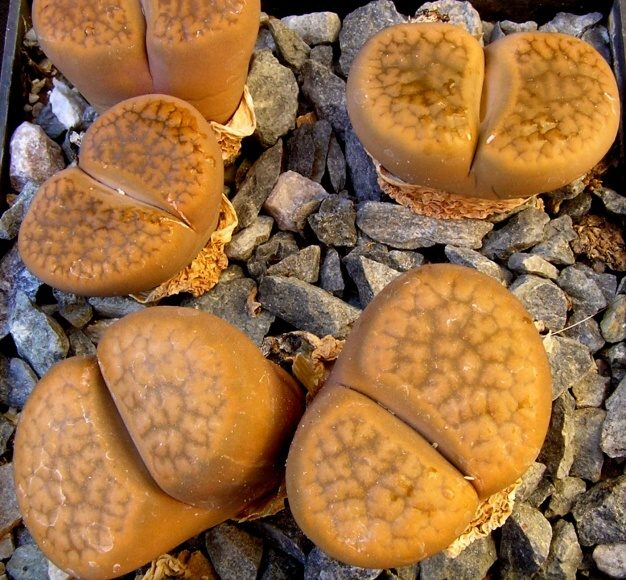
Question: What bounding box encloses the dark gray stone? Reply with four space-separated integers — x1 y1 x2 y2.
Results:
594 187 626 215
516 463 547 504
500 503 552 575
267 245 321 283
338 0 405 76
582 25 611 62
302 59 350 139
546 477 587 518
53 289 93 328
562 310 606 354
259 276 361 338
286 120 332 183
445 245 511 285
601 295 626 343
527 478 556 510
532 216 577 266
305 547 381 580
419 536 496 580
0 182 37 240
482 208 550 260
539 11 603 36
543 335 596 400
510 276 568 333
308 195 357 247
310 44 334 67
573 476 626 546
6 358 38 409
569 408 606 482
205 522 263 580
327 133 347 192
184 277 274 346
248 232 300 279
226 216 274 262
572 368 609 408
357 202 492 250
539 391 576 479
607 343 626 383
231 140 284 230
593 544 626 578
87 296 145 319
345 126 383 202
0 416 14 456
0 463 21 536
260 547 303 580
9 291 69 377
6 544 48 580
575 265 618 302
281 12 341 45
507 252 559 280
346 256 402 307
268 16 311 70
35 102 66 139
387 250 424 272
602 378 626 459
320 248 345 297
558 266 608 317
68 328 97 357
558 191 593 219
264 171 329 232
544 520 583 580
248 50 298 147
252 509 312 564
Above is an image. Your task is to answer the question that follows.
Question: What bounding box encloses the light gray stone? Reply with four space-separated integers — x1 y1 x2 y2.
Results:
607 343 626 383
539 391 576 479
346 257 402 307
53 289 93 328
539 11 603 36
445 245 511 284
562 310 606 354
0 182 37 240
601 295 626 343
49 78 88 129
602 378 626 459
500 20 538 34
415 0 483 40
6 544 48 580
546 477 587 518
572 368 609 408
515 463 548 503
508 252 559 280
419 535 497 580
544 520 583 580
558 266 608 317
511 276 568 333
226 216 274 261
594 187 626 215
593 544 626 578
482 208 550 260
582 25 611 62
87 296 145 319
205 522 263 580
0 463 20 536
6 357 38 409
543 335 596 400
305 548 381 580
281 12 341 45
569 408 606 482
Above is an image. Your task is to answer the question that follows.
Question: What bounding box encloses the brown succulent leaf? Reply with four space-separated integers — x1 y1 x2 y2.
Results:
235 481 288 523
572 214 626 271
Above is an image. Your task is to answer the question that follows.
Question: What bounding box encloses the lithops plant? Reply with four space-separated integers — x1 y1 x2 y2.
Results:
346 23 620 217
18 94 224 296
33 0 260 123
286 264 552 568
13 307 304 579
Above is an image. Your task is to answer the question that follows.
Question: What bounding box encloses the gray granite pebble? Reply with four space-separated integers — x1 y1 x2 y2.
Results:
248 50 298 147
508 252 558 280
6 544 49 580
539 391 575 479
205 522 263 580
572 368 609 408
558 191 593 219
87 296 145 319
593 544 626 578
0 463 20 536
6 357 38 409
500 19 538 34
387 250 424 272
35 102 66 139
0 182 37 240
226 216 274 261
338 0 405 76
231 140 283 230
247 232 299 279
68 328 97 357
576 265 618 302
607 343 626 383
267 16 311 70
267 245 321 283
558 266 608 317
444 245 511 284
259 275 361 338
302 59 350 139
415 0 483 40
544 519 583 580
9 121 65 191
546 477 587 518
594 187 626 215
281 12 341 45
531 235 576 267
264 171 329 232
0 416 14 456
516 463 548 503
527 478 556 510
327 133 347 192
286 120 332 183
345 126 383 202
308 195 357 247
320 248 345 297
573 476 626 546
310 44 334 67
601 295 626 343
260 548 303 580
357 202 492 250
510 276 568 333
184 277 274 346
602 378 626 459
500 503 552 575
562 310 606 354
543 335 596 400
53 289 93 328
569 408 606 482
539 11 603 36
252 509 312 564
582 25 611 62
481 208 550 260
9 291 69 377
305 547 381 580
419 536 496 580
346 256 402 307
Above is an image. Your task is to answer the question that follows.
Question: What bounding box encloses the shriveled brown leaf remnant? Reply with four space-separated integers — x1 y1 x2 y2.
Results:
134 196 238 302
572 214 626 271
139 550 217 580
235 481 288 523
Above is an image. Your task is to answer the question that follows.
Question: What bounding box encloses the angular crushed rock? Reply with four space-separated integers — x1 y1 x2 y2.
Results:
572 368 610 408
304 547 381 580
593 544 626 578
602 378 626 459
320 248 345 297
546 477 587 518
281 12 341 45
6 544 49 580
87 296 145 319
226 215 275 262
286 120 332 183
415 0 483 39
481 208 550 260
5 357 38 409
510 276 568 332
0 463 21 537
345 256 402 307
445 245 511 285
569 408 606 482
543 335 596 400
251 509 312 564
601 295 626 343
594 186 626 215
267 245 321 283
345 127 383 202
327 133 347 192
539 10 603 35
557 265 608 317
247 232 300 279
308 195 357 247
419 536 497 580
205 522 263 580
544 520 583 580
0 182 37 241
53 289 93 328
539 391 576 479
507 252 559 280
267 16 311 70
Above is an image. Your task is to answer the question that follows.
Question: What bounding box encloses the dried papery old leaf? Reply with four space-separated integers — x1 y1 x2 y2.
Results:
235 481 289 523
376 162 529 220
133 195 238 302
139 550 217 580
210 86 256 166
445 480 521 558
572 214 626 271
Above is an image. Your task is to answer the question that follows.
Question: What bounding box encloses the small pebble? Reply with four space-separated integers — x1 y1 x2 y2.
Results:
308 195 358 247
205 523 263 580
0 463 21 536
546 477 587 518
345 127 383 202
570 408 606 482
305 547 381 580
444 245 511 284
6 357 38 409
543 335 596 400
49 78 88 130
510 275 568 333
593 544 626 578
539 11 603 36
544 520 583 580
415 0 483 40
286 120 332 183
345 256 402 307
281 12 341 45
0 182 38 241
226 216 275 262
320 248 345 297
6 544 49 580
602 378 626 459
507 252 558 280
267 16 311 70
267 245 322 283
538 391 575 479
601 295 626 343
419 536 497 580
